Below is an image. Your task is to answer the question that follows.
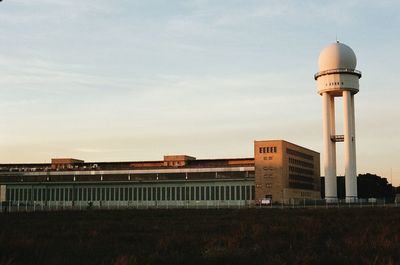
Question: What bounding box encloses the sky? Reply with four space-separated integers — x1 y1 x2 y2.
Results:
0 0 399 185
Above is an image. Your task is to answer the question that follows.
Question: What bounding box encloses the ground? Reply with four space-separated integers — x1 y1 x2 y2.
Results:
0 208 399 265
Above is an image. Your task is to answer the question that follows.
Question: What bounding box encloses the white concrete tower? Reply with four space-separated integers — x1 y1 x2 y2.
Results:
314 42 362 202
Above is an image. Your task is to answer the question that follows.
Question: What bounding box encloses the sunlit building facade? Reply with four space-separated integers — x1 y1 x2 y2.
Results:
0 140 320 208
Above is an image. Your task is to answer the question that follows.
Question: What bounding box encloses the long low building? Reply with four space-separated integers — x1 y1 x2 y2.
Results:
0 140 320 208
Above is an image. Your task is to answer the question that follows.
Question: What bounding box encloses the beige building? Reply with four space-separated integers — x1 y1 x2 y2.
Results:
0 139 320 207
254 140 320 204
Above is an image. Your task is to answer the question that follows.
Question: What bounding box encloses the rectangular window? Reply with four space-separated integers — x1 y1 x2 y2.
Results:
185 187 189 201
110 188 115 201
246 186 250 200
195 187 200 200
211 186 215 200
157 187 161 200
60 188 64 201
129 188 133 201
152 187 156 201
88 188 92 201
216 186 220 200
251 185 255 200
171 187 175 201
231 186 235 200
200 187 205 200
138 188 142 201
162 187 166 200
241 186 245 200
144 187 149 201
206 187 210 200
167 187 170 201
236 186 240 200
177 187 181 200
134 187 138 201
147 187 151 201
106 188 110 201
115 188 120 201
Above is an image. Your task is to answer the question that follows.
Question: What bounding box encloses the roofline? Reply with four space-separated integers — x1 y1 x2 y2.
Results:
254 139 320 155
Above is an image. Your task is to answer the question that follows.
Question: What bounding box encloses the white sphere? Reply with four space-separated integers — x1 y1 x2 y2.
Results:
318 42 357 72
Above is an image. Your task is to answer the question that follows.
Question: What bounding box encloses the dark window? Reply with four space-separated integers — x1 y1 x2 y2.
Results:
138 188 142 201
110 188 114 201
115 188 120 201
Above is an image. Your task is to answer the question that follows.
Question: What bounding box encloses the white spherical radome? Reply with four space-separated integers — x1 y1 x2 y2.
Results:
318 42 357 72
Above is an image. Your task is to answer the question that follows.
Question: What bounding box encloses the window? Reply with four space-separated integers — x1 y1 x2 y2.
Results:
195 187 200 200
142 187 147 201
138 188 142 201
177 187 181 200
115 188 120 201
156 187 160 201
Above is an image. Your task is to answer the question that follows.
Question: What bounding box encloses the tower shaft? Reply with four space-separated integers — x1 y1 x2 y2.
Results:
343 91 357 201
322 93 337 201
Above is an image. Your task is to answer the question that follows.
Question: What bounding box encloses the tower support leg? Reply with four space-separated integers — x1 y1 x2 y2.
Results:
322 93 337 202
343 91 357 202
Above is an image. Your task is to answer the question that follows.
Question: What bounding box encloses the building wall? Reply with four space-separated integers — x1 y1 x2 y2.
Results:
4 180 255 208
254 140 320 203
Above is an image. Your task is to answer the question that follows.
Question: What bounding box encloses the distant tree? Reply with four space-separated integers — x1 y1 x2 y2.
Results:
320 173 396 202
357 173 396 202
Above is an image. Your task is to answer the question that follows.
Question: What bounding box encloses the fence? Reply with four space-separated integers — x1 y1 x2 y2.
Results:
0 198 399 212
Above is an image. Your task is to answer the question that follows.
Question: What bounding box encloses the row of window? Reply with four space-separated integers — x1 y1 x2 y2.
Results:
289 182 314 190
259 146 277 154
288 157 314 169
289 174 314 183
6 185 256 202
0 171 254 183
325 82 344 86
289 166 314 176
286 148 314 161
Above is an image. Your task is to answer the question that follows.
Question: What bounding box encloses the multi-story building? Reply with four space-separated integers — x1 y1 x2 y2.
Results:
254 140 320 204
0 140 320 208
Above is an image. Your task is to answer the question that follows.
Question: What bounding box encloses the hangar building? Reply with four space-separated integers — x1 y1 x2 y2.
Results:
0 140 320 208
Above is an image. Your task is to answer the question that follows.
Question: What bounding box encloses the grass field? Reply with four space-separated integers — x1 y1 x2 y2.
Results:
0 208 399 265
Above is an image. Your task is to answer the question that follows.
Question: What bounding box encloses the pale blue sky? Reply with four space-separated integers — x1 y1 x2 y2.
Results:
1 0 399 185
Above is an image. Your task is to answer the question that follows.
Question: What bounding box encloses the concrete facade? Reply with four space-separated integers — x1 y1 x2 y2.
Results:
255 140 320 204
0 140 320 207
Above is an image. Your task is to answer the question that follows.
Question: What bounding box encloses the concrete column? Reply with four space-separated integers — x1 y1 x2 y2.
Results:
322 93 337 201
351 95 358 198
343 91 357 201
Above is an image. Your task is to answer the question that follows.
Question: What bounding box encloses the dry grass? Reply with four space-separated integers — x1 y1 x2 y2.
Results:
0 208 399 265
